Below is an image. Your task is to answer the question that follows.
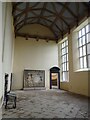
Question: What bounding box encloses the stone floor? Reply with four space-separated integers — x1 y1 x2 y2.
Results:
2 89 88 118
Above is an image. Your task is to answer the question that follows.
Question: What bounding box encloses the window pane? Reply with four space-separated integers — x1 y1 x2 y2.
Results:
82 28 85 35
63 55 66 62
67 47 68 53
65 47 67 53
67 62 69 71
62 72 68 81
78 24 90 69
65 72 68 81
63 64 65 71
62 43 64 48
61 40 68 81
84 56 87 68
79 30 81 37
66 40 68 45
86 25 89 33
64 55 66 62
62 48 66 55
83 46 86 56
86 33 90 43
86 34 88 43
66 47 67 53
67 55 68 61
62 49 63 55
62 56 64 62
79 38 82 47
79 47 83 57
65 63 66 71
82 36 85 45
62 72 65 81
88 55 90 68
63 42 65 47
62 49 64 55
87 43 90 55
80 58 83 69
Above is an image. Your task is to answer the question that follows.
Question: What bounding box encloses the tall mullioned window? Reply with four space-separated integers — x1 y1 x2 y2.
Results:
61 40 69 81
78 24 90 69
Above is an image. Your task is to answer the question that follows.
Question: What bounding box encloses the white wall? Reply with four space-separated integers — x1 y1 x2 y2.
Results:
19 24 55 38
58 18 89 96
13 37 58 89
0 2 3 110
0 3 15 118
0 2 15 101
2 3 14 92
2 3 15 92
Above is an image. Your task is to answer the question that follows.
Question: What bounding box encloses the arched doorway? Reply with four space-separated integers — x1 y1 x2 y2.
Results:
50 67 60 89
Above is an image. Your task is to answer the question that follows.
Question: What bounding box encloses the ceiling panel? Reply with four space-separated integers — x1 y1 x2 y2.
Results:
12 2 89 42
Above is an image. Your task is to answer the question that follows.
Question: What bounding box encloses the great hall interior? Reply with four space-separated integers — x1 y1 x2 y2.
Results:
0 1 90 119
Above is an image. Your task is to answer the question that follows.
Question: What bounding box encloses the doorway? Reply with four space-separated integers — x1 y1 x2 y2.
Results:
51 73 58 89
50 67 60 89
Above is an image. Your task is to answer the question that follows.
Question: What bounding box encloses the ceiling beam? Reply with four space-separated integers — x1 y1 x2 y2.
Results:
12 2 23 13
13 2 89 42
13 2 40 16
30 2 40 8
15 16 63 34
54 24 63 33
14 7 56 22
62 16 75 20
50 3 69 28
14 13 55 25
13 7 57 26
13 2 23 7
24 3 29 25
37 3 47 23
15 15 55 26
14 8 41 20
58 2 77 18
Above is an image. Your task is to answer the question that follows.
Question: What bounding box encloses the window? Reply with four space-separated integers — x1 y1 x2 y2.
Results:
61 40 69 82
78 24 90 69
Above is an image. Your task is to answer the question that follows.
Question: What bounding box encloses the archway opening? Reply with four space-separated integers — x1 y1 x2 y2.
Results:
50 67 60 89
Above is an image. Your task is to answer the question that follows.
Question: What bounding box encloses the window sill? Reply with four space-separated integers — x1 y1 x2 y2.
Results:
75 68 90 72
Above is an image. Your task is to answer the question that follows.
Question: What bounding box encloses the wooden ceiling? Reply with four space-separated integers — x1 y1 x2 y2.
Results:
12 2 90 42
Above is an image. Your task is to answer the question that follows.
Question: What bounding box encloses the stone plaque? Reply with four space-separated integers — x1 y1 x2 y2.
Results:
23 70 45 88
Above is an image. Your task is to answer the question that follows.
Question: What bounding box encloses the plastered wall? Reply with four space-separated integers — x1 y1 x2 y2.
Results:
58 18 89 96
0 2 3 107
19 24 55 38
2 3 15 92
13 37 58 90
0 2 15 104
88 71 90 97
68 33 88 96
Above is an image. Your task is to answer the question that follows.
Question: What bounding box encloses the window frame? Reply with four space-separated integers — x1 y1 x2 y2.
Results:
61 39 69 82
78 24 90 69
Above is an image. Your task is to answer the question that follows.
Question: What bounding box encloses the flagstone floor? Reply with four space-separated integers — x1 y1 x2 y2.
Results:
2 89 88 118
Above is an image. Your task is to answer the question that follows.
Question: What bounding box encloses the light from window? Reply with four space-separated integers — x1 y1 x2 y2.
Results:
78 24 90 69
61 40 69 82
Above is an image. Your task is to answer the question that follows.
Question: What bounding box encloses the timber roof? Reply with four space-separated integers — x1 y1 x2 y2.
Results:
12 2 90 42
